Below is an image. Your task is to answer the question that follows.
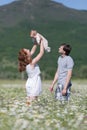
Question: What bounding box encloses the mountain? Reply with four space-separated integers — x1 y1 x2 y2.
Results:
0 0 87 79
0 0 87 27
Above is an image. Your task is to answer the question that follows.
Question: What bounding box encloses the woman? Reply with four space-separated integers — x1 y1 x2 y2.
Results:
18 42 44 103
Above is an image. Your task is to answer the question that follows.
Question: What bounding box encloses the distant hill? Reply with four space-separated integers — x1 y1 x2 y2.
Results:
0 0 87 79
0 0 87 27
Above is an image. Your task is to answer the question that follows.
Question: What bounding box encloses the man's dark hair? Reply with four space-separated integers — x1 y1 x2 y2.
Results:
61 43 72 55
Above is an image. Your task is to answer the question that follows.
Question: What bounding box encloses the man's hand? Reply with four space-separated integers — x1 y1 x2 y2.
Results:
49 87 53 92
62 88 67 96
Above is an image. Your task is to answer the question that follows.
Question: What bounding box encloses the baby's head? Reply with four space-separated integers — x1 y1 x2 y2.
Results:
30 30 37 38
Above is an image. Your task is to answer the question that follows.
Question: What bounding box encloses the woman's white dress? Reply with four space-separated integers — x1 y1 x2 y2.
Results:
25 64 42 97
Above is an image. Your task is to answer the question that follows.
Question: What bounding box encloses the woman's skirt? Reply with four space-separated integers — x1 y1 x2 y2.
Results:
26 75 42 97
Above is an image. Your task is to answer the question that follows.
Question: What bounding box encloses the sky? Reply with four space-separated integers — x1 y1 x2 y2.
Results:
0 0 16 6
0 0 87 10
53 0 87 10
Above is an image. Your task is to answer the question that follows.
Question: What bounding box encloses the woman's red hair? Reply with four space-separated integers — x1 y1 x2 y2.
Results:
18 49 32 72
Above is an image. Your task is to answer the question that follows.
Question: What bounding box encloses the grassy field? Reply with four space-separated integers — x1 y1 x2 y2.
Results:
0 79 87 130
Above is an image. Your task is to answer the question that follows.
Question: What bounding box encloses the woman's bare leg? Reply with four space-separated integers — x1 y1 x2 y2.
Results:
26 96 38 105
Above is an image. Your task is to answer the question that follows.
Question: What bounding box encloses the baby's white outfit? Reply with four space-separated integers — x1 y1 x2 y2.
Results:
35 33 51 52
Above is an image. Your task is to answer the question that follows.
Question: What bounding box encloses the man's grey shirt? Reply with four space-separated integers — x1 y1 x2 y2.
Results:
57 55 74 86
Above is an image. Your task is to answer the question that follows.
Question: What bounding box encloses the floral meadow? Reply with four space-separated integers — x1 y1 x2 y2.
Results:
0 80 87 130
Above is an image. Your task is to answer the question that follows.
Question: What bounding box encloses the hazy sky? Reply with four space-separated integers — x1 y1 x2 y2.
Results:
0 0 87 10
0 0 16 6
53 0 87 10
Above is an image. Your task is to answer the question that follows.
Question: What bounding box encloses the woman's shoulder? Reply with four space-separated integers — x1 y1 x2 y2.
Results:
26 64 30 69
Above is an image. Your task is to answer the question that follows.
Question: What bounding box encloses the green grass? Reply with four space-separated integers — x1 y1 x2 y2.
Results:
0 21 87 79
0 79 87 130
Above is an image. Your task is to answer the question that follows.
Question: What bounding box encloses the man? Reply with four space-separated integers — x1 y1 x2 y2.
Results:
50 43 74 101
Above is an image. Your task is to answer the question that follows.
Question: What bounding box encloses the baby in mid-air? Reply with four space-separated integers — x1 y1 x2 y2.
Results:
30 30 51 52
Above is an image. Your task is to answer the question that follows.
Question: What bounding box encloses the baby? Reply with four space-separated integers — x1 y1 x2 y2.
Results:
30 30 51 52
